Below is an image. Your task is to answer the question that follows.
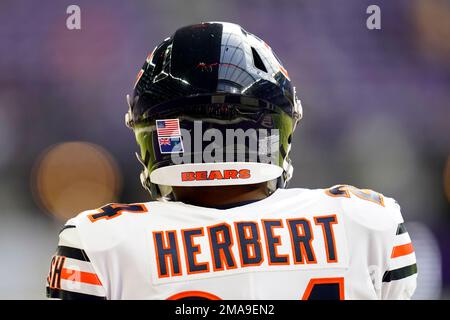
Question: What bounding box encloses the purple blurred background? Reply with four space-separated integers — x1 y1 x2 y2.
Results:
0 0 449 299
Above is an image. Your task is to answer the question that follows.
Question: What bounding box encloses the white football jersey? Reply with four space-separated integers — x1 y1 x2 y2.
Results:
46 185 417 300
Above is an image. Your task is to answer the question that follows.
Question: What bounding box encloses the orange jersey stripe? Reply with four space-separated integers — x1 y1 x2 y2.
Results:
391 243 414 258
61 268 102 286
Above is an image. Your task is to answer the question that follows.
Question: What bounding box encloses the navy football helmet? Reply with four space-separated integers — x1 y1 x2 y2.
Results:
126 22 302 199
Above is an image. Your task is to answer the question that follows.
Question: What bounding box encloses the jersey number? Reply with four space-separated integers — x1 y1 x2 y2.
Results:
301 277 345 300
167 291 222 300
88 204 147 222
166 278 345 300
326 185 384 207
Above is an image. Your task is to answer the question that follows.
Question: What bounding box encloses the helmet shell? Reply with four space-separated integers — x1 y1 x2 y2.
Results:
126 22 302 198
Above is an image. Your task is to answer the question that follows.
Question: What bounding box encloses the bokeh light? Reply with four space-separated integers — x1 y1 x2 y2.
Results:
31 141 122 221
413 0 450 67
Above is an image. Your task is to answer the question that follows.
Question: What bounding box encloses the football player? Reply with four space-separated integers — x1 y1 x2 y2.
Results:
46 22 417 300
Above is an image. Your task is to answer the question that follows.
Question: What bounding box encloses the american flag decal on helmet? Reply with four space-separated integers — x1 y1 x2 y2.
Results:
156 119 181 137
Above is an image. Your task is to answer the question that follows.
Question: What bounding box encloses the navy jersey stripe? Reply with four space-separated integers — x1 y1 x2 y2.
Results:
46 287 106 300
382 264 417 282
396 223 407 235
59 225 76 235
56 246 90 262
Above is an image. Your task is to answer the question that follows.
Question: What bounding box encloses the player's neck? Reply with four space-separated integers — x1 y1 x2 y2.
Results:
171 183 270 208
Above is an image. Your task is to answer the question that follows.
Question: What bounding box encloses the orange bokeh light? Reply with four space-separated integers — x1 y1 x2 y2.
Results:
31 141 122 221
